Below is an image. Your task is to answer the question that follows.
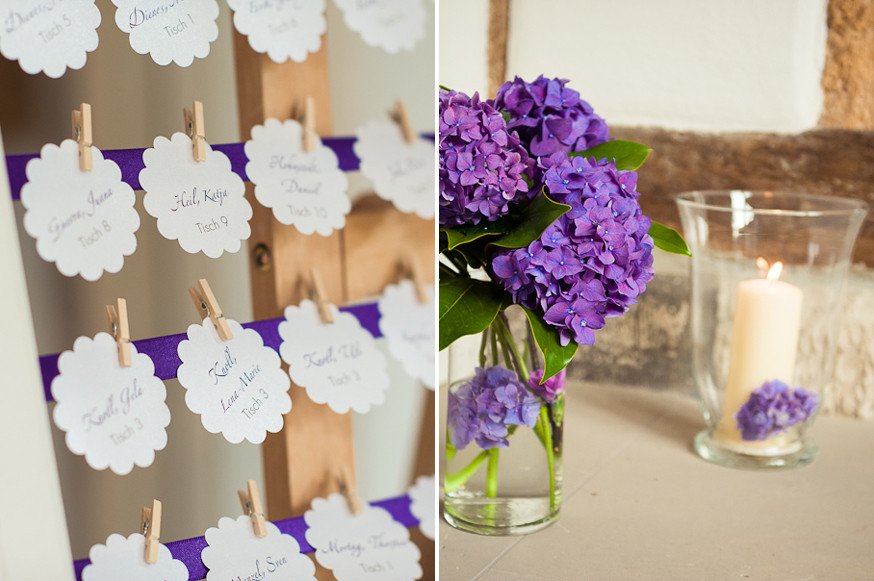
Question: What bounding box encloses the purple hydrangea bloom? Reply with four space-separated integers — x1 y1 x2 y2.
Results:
734 380 820 441
439 88 532 226
528 368 566 402
447 366 543 450
490 153 655 346
494 75 610 158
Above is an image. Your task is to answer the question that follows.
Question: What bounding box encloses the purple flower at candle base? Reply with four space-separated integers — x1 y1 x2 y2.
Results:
734 380 820 441
439 88 532 227
448 366 543 450
490 153 655 347
528 368 566 402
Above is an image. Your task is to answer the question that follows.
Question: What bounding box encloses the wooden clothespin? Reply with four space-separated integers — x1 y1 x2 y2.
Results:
184 100 206 162
140 499 162 564
338 466 364 516
309 268 334 324
105 298 132 368
72 102 93 171
302 97 317 153
403 252 429 304
238 480 268 538
188 278 233 341
394 99 416 144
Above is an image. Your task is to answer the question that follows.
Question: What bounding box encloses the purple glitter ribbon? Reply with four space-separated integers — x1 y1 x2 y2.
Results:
5 139 356 199
40 302 382 402
71 494 417 581
5 134 434 200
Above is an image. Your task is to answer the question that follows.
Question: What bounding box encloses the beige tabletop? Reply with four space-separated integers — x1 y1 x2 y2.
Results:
439 383 874 580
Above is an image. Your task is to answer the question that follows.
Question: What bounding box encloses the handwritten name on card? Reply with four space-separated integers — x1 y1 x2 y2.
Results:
21 140 140 281
0 0 101 77
227 0 325 64
378 280 435 389
279 300 389 414
201 515 316 581
333 0 425 54
246 118 350 236
304 494 422 580
177 317 291 444
354 121 434 219
141 132 252 258
51 333 170 475
111 0 219 67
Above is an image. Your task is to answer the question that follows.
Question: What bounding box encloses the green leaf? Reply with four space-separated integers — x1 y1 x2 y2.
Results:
570 140 652 171
519 306 579 381
442 223 504 250
649 221 691 256
439 277 510 350
491 191 571 249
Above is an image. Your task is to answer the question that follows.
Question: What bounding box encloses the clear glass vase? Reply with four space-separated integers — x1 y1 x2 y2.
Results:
676 191 869 469
442 306 564 535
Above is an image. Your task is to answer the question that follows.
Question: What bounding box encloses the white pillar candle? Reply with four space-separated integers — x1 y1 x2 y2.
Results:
717 262 803 446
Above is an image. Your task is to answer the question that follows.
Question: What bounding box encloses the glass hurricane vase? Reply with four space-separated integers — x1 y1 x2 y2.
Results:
442 306 564 535
677 190 868 469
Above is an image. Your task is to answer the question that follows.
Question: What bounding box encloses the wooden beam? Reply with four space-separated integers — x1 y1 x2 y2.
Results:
487 0 510 98
819 0 874 130
232 34 355 524
611 127 874 267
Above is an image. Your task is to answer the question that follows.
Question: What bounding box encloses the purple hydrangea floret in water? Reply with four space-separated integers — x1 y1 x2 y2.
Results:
448 366 543 450
494 75 610 158
528 368 566 403
490 153 655 347
734 380 820 441
439 88 531 226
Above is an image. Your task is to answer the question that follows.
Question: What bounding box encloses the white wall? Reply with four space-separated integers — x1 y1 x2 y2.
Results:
439 0 828 133
2 0 433 561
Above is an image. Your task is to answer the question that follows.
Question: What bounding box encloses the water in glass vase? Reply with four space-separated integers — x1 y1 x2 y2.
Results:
443 380 564 535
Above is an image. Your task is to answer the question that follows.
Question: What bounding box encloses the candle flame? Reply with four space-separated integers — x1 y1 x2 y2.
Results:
767 261 783 282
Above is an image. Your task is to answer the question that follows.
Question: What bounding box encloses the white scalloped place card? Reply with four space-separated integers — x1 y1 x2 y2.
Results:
377 280 434 389
245 117 350 236
354 121 434 219
407 475 435 541
140 132 251 258
278 300 389 414
51 333 170 475
177 317 291 444
333 0 425 54
0 0 101 78
82 533 188 581
201 515 316 581
226 0 325 64
20 140 140 281
110 0 219 67
304 493 422 580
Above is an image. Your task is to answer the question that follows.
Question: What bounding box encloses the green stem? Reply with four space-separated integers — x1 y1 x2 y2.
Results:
539 406 557 511
478 329 488 367
489 326 498 363
486 448 499 498
499 333 515 370
444 449 489 493
493 313 529 380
